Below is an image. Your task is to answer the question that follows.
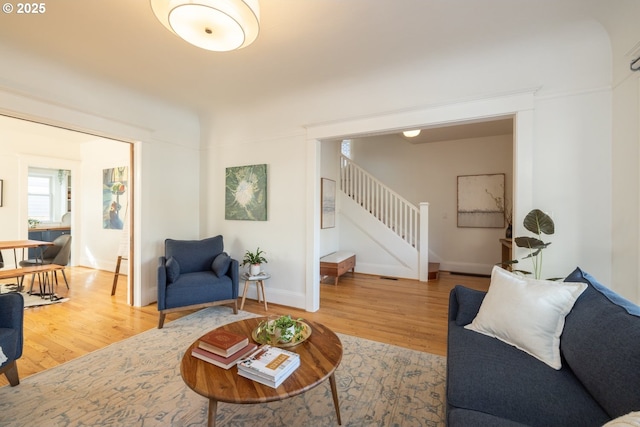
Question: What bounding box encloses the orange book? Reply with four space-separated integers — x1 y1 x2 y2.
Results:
198 329 249 357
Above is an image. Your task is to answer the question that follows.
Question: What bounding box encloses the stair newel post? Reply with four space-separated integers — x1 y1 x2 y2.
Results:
419 202 430 282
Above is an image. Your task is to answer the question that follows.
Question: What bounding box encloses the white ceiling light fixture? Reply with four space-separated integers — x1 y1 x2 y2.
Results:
403 129 421 138
150 0 260 52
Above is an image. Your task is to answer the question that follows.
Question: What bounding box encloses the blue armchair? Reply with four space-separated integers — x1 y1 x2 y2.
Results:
0 292 24 386
157 235 239 328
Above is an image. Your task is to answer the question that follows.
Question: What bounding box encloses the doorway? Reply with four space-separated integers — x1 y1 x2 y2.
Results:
306 91 535 312
0 114 135 304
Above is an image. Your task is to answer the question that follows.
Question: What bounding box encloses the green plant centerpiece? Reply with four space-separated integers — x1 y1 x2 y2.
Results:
254 314 310 347
242 247 267 276
504 209 556 279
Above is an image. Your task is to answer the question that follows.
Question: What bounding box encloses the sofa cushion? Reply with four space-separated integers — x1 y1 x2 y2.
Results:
448 408 532 427
452 285 486 326
165 271 233 309
447 323 610 427
465 266 587 369
211 252 231 278
165 235 224 274
165 256 180 283
562 267 640 419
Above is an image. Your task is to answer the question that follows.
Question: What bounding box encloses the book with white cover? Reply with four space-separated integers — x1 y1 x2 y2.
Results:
237 357 300 388
237 345 300 381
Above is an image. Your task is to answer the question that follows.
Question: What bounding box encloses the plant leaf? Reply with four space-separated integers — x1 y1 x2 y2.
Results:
514 236 547 249
523 209 555 235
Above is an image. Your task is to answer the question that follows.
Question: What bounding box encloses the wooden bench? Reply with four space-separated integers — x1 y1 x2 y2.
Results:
0 264 66 294
320 251 356 285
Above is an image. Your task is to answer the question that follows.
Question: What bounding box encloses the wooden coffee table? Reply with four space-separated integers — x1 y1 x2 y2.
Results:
180 317 343 427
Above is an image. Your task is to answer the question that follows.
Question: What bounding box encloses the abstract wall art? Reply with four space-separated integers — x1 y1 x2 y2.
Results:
225 164 267 221
457 173 505 228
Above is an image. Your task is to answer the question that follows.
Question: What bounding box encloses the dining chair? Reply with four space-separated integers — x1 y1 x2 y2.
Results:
20 234 72 292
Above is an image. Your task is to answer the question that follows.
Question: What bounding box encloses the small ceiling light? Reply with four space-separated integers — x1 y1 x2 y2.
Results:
150 0 260 52
403 129 421 138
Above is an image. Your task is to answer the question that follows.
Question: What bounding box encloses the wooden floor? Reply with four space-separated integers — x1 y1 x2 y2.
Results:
0 266 489 387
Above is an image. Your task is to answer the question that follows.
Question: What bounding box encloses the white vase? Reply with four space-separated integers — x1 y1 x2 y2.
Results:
250 264 261 276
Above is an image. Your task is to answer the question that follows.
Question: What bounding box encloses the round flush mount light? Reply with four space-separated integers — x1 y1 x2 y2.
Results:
402 129 421 138
150 0 260 52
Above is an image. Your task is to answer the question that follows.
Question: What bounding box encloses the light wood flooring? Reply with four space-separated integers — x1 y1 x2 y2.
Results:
0 266 489 387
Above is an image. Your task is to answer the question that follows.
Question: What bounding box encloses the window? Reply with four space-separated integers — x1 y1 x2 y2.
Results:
27 168 70 223
341 139 352 159
28 174 53 222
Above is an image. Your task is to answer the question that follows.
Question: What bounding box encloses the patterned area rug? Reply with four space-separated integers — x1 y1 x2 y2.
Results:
0 283 69 308
0 307 446 427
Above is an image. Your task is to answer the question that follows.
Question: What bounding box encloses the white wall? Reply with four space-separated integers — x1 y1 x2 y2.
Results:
349 133 513 275
201 18 626 309
319 140 341 258
79 140 130 271
200 131 309 307
0 44 201 306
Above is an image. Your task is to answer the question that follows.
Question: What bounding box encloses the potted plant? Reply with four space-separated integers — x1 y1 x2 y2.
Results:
242 247 267 276
503 208 556 279
257 315 306 344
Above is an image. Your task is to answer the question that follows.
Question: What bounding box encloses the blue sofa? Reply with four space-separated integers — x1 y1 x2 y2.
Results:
446 267 640 426
157 236 239 328
0 292 24 386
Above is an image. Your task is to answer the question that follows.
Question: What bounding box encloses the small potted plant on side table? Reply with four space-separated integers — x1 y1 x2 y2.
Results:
242 247 267 276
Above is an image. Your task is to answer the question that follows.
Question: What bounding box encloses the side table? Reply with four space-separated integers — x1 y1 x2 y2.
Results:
240 272 270 311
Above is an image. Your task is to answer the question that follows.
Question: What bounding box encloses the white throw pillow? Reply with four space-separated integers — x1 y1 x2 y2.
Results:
465 266 587 370
603 412 640 427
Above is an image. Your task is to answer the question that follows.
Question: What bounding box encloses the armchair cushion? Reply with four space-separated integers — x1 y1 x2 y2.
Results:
211 252 231 278
166 257 180 283
165 235 224 274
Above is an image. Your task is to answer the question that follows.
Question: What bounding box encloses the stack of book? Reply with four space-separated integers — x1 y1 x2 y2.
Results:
191 329 258 369
237 344 300 388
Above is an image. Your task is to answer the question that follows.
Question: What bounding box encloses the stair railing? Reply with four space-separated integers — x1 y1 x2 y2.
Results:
340 155 420 248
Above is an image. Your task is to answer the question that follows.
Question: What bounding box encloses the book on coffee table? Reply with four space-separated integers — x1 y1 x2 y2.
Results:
191 342 258 369
199 329 249 357
237 345 300 388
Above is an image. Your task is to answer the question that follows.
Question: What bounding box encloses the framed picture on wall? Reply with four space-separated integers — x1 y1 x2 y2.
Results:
225 164 268 221
457 173 505 228
0 179 3 207
321 178 336 229
103 167 128 230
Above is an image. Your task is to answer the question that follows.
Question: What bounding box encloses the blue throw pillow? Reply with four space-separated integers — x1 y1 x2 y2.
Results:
211 252 231 278
454 285 487 326
166 256 180 283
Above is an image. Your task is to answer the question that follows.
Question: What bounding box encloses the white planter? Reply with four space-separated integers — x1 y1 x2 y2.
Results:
250 264 261 276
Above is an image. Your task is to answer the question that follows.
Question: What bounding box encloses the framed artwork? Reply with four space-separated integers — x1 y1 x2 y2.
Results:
457 173 505 228
0 179 3 207
225 164 267 221
321 178 336 229
103 166 128 230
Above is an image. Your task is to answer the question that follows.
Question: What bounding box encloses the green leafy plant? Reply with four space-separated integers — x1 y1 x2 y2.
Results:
504 209 555 279
257 315 305 344
28 218 40 228
242 247 267 266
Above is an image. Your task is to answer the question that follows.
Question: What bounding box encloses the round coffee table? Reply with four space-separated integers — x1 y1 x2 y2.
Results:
180 317 343 427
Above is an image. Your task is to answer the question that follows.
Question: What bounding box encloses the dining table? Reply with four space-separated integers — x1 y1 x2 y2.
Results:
0 240 54 292
0 239 53 268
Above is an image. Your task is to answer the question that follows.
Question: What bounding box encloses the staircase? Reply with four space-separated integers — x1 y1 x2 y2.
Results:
339 155 434 281
340 155 419 248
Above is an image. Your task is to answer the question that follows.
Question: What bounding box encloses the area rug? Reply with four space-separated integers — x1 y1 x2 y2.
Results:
0 306 446 427
0 283 69 308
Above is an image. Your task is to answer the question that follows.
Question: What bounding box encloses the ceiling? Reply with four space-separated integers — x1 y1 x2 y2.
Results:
0 0 620 121
403 118 514 144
